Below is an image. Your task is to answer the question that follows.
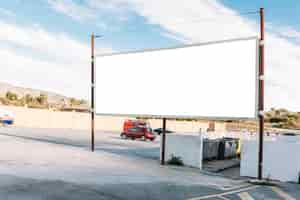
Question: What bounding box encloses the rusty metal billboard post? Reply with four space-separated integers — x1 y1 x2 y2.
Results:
91 34 102 152
161 118 167 165
91 34 95 152
258 7 265 180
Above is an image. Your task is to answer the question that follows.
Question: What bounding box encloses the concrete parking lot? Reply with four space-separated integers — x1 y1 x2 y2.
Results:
0 126 299 199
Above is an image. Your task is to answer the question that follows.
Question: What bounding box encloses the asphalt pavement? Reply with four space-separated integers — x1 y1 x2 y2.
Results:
1 174 299 200
0 126 299 199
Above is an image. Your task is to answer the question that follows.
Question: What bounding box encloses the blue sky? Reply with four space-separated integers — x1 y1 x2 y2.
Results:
222 0 300 29
0 0 181 51
1 0 299 49
1 0 299 50
0 0 300 111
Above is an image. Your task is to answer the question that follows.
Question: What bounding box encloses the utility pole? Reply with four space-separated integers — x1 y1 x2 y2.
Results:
91 34 95 152
258 7 265 180
161 118 167 165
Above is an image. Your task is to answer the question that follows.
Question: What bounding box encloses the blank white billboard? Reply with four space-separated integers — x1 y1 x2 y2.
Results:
95 37 258 119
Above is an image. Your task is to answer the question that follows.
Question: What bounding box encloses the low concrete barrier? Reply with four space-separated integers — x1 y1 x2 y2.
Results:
161 134 203 169
241 135 300 182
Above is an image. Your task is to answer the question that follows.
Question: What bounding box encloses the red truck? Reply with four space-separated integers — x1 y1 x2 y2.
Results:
120 120 156 141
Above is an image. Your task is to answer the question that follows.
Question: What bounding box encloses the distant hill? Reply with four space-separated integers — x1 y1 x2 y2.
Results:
0 82 88 110
0 82 69 104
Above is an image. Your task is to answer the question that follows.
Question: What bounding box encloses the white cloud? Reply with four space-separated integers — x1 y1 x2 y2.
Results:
0 7 15 17
47 0 96 21
86 0 132 12
5 0 300 111
0 20 113 99
93 0 300 111
160 32 190 43
267 24 300 43
47 0 132 24
265 34 300 110
285 28 300 40
113 0 258 41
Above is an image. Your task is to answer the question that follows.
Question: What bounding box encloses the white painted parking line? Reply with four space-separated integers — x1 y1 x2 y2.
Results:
187 185 259 200
272 187 296 200
200 182 252 191
220 183 253 191
218 196 230 200
238 192 255 200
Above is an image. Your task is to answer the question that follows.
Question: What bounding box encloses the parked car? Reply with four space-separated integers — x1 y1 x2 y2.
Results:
121 120 156 141
153 128 173 135
0 108 14 126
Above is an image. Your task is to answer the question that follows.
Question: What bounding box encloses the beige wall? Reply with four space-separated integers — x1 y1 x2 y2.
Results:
0 105 226 133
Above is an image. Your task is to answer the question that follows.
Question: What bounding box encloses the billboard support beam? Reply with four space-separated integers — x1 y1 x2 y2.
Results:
91 34 95 152
258 7 265 180
161 118 167 165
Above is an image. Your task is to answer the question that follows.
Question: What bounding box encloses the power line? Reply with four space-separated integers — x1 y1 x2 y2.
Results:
163 10 259 24
99 10 260 34
240 11 260 15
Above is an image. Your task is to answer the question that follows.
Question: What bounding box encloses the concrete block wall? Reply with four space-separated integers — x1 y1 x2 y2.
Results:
0 105 226 133
0 105 127 132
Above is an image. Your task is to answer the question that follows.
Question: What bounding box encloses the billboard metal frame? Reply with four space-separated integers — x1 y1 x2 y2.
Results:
94 36 260 120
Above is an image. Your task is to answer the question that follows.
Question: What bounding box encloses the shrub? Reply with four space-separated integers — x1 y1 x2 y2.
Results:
167 154 184 166
0 97 9 105
5 91 18 101
25 94 34 104
35 94 48 105
70 98 86 106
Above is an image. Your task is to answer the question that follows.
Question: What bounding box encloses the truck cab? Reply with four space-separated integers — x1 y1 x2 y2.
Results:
121 120 155 141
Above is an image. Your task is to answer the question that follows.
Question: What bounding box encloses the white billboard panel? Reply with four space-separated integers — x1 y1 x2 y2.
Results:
95 37 258 119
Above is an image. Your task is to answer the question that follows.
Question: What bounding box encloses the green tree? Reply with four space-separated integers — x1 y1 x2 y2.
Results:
25 94 34 104
0 97 9 105
5 91 18 101
70 98 77 106
70 98 85 106
36 94 48 105
79 99 87 105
